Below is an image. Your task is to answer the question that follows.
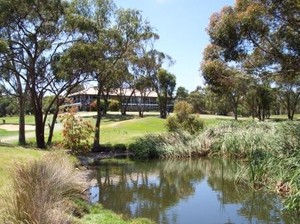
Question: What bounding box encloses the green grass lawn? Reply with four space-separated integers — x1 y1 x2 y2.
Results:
100 116 166 144
0 115 36 125
5 112 298 146
51 113 167 145
0 129 19 137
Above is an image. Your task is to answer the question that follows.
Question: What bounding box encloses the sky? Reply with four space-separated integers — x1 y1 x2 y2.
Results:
117 0 235 92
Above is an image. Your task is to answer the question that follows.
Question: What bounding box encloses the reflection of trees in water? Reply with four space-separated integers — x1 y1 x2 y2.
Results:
93 160 206 223
92 159 294 224
200 159 295 224
238 192 284 223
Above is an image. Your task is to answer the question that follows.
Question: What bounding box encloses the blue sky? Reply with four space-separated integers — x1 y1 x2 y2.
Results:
117 0 234 92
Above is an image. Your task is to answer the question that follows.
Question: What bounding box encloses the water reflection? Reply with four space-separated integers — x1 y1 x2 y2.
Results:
90 159 298 224
89 185 99 204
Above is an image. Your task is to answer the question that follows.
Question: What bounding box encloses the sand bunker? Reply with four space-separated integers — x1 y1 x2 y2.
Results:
0 124 35 131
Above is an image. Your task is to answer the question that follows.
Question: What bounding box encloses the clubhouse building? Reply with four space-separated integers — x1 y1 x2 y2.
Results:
68 87 170 111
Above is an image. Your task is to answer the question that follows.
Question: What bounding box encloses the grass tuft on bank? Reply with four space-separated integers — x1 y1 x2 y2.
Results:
0 151 85 223
0 145 46 191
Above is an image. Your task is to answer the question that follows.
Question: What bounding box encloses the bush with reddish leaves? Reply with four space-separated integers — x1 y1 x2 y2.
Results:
61 108 94 153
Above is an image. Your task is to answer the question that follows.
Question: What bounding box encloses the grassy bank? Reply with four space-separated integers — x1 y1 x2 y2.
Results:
80 204 153 224
130 120 300 211
0 146 153 223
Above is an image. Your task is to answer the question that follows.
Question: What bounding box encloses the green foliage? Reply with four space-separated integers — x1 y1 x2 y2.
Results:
89 100 105 112
61 108 94 153
0 96 18 116
108 99 120 111
173 100 194 122
43 95 56 114
187 88 205 113
205 0 300 120
129 134 164 159
156 68 176 118
80 203 154 224
176 86 189 101
182 114 204 135
129 132 209 159
1 152 85 223
166 101 204 135
165 115 179 132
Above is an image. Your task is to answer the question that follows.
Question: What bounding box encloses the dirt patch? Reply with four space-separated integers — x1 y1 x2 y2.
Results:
0 124 35 131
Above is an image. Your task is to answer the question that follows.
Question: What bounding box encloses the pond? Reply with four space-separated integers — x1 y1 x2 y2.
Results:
89 159 298 224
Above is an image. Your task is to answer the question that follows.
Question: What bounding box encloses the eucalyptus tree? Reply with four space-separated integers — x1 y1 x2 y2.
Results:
206 0 300 119
176 86 189 101
201 44 248 120
135 46 176 118
68 0 157 150
0 0 84 148
156 69 176 118
134 75 153 117
187 88 203 113
275 76 300 120
110 60 135 116
0 67 28 144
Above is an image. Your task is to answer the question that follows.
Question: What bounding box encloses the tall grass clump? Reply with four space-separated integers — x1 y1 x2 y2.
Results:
1 152 86 224
209 121 278 158
129 132 210 159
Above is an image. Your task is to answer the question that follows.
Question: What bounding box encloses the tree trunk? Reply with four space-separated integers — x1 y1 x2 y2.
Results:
34 109 46 149
286 94 293 120
18 96 26 145
157 94 167 119
102 91 109 115
93 85 102 151
121 90 134 116
289 93 300 121
138 93 145 118
138 109 144 118
229 94 238 121
47 107 59 145
232 102 238 121
159 100 167 119
160 108 167 119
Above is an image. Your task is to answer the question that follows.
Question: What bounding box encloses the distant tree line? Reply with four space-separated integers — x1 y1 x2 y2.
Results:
175 85 300 119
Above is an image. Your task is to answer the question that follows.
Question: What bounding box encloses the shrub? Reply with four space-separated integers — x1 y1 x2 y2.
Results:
61 108 94 153
182 114 204 135
129 134 163 159
108 99 120 111
89 100 105 111
1 152 86 224
113 143 127 151
166 101 203 135
165 115 180 132
173 100 194 122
